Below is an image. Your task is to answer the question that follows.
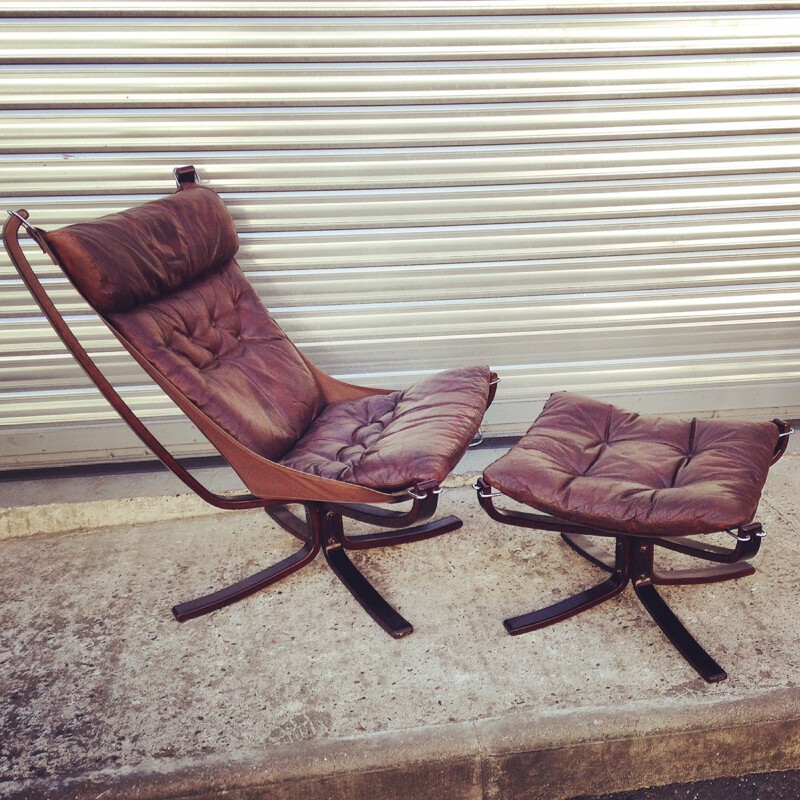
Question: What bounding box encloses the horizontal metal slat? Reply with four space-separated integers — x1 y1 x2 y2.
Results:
3 2 799 18
4 138 800 196
8 175 800 233
3 13 799 63
3 97 799 154
231 213 800 270
4 55 800 108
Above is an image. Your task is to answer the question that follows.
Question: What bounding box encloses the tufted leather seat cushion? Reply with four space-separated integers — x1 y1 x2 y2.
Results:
281 365 492 491
484 392 780 536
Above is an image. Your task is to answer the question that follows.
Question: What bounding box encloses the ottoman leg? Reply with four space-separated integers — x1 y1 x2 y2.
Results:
632 540 727 683
561 532 616 573
504 538 630 634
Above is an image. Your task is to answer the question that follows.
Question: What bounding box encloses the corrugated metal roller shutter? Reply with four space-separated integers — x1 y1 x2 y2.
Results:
1 2 799 469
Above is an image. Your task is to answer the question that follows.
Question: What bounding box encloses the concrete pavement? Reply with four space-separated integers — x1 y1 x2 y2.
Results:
1 445 799 799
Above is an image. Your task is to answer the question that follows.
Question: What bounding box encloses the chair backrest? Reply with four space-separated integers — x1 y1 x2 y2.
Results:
44 183 325 461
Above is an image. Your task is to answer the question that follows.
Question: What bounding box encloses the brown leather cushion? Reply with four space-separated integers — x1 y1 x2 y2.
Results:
281 365 492 491
110 259 324 461
45 185 238 313
44 184 324 461
42 182 493 490
484 392 780 535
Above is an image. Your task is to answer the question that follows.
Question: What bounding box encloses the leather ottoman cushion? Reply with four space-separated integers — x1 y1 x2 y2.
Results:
280 365 492 491
483 392 780 536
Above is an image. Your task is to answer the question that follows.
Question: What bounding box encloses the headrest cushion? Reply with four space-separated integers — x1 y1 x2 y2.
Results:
45 184 239 313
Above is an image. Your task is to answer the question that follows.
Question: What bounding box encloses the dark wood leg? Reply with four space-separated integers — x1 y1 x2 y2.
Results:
266 504 312 541
172 522 321 621
504 538 630 634
651 562 755 585
341 515 462 549
479 483 752 680
632 540 727 683
563 530 757 585
281 491 462 549
634 582 727 683
178 491 459 636
652 523 763 564
322 511 414 638
561 532 616 573
504 572 630 634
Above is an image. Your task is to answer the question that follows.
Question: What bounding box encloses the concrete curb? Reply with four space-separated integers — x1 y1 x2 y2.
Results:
5 690 800 800
0 493 213 541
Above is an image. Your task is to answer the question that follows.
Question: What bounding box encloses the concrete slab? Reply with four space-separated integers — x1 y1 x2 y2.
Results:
1 453 799 799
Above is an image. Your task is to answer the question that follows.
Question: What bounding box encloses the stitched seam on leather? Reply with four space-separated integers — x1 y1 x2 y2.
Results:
60 231 112 311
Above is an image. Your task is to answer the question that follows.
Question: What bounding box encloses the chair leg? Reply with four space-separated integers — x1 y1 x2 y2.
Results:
562 530 757 586
177 496 459 636
266 504 312 541
172 528 321 621
561 532 616 573
508 527 738 681
341 515 462 549
652 522 763 565
651 561 755 586
504 538 630 634
272 495 462 549
633 582 727 683
322 510 414 638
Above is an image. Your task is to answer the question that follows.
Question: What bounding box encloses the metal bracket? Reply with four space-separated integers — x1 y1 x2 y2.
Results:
726 524 765 542
6 209 38 236
173 165 199 188
406 484 443 500
469 429 484 448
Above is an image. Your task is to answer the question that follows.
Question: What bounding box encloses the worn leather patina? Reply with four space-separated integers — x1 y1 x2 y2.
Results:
43 183 491 491
281 365 492 490
47 185 239 314
484 391 780 536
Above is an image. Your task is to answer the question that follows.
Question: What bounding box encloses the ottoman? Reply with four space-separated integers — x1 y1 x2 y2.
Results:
476 392 792 682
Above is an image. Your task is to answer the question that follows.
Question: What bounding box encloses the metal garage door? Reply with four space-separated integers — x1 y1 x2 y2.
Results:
2 2 800 468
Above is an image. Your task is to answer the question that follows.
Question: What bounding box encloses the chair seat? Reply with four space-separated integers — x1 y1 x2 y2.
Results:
483 391 780 536
281 365 492 491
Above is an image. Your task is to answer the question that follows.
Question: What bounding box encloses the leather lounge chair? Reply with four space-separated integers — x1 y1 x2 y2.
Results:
4 166 498 638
